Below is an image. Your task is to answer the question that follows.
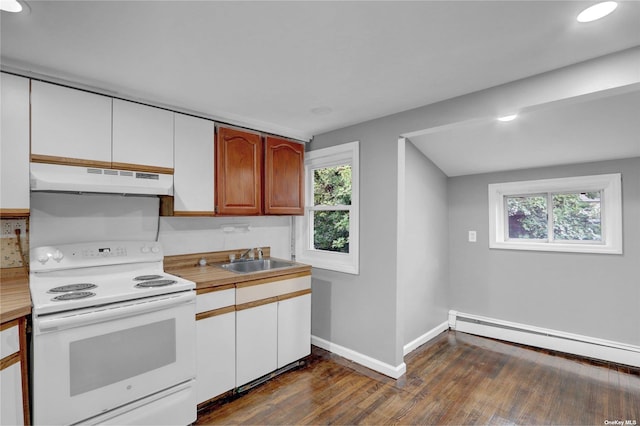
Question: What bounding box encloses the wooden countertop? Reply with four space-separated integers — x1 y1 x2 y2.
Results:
0 268 31 324
165 249 311 291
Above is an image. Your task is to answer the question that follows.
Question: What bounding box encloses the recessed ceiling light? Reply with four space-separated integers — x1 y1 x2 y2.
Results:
497 114 518 122
577 1 618 22
0 0 23 13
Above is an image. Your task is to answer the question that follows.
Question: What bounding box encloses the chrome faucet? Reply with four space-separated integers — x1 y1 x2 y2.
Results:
239 247 263 261
239 248 253 261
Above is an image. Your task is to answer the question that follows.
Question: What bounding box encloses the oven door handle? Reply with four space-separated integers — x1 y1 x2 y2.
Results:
36 292 195 333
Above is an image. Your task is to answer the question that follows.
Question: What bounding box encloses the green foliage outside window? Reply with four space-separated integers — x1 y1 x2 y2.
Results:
313 165 351 253
507 192 601 241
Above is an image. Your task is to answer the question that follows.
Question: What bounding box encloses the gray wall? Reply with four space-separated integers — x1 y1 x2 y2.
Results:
448 157 640 345
310 118 403 368
401 139 449 346
310 50 639 370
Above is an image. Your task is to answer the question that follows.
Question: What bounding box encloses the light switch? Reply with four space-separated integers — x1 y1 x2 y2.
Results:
468 231 477 242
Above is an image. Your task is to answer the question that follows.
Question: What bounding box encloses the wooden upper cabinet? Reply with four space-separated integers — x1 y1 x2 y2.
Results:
264 137 304 215
215 127 263 215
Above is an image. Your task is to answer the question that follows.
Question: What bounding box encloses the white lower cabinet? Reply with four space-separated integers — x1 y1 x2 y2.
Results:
196 274 312 399
195 289 236 405
277 294 312 368
0 320 27 426
196 312 236 404
1 362 24 426
236 302 278 386
235 274 312 387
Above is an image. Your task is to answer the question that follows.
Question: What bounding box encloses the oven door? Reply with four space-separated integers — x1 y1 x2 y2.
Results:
32 291 196 426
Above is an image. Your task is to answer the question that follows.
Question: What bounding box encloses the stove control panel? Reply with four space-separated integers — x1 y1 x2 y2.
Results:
30 241 164 272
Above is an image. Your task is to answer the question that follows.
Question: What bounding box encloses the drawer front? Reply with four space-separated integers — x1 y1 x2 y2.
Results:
0 323 19 360
236 276 311 305
196 288 235 314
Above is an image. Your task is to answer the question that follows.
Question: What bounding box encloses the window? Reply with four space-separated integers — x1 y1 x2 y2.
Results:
489 174 622 254
295 141 359 274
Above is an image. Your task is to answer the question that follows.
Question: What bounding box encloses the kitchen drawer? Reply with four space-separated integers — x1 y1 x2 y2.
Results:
236 275 311 305
196 288 235 314
0 322 19 359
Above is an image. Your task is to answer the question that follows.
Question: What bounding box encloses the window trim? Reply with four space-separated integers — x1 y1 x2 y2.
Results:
295 141 359 274
488 173 622 254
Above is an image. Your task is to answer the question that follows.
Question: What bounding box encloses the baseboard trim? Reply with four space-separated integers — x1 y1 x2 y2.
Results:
311 335 407 379
403 321 450 356
449 310 640 367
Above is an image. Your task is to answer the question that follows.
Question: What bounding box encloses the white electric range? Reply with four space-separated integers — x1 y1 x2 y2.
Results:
29 240 197 426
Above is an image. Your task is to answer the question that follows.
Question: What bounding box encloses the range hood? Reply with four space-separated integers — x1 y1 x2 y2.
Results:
30 163 173 196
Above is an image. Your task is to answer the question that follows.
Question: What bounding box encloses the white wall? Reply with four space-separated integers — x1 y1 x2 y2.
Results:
30 192 293 258
30 192 159 247
159 216 291 258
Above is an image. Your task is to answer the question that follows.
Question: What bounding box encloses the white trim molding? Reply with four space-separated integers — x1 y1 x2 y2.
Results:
311 335 407 379
296 141 360 274
403 321 450 356
449 310 640 367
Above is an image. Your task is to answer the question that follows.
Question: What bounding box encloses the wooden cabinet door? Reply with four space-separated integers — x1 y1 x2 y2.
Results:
0 73 30 216
215 127 263 215
112 99 174 173
264 137 304 215
31 80 112 167
174 114 215 215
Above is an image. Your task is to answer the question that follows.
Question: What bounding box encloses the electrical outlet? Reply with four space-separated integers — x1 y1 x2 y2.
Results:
468 230 477 242
1 218 28 237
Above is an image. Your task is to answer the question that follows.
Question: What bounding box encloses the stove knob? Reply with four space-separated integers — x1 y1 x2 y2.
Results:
37 253 50 264
141 246 150 253
52 250 64 262
151 246 160 253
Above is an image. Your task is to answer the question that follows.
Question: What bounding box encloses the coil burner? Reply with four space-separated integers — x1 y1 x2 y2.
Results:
49 283 97 293
135 279 177 288
52 291 96 301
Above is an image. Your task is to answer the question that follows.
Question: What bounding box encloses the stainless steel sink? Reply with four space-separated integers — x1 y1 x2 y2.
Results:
219 259 297 274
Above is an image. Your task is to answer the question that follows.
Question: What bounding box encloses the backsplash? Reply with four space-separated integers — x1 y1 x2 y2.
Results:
28 192 293 260
0 218 29 269
159 216 292 259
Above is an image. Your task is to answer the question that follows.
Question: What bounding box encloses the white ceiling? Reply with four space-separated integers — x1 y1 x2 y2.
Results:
2 1 640 174
408 87 640 176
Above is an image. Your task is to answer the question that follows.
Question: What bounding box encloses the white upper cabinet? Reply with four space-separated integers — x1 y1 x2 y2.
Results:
0 73 30 214
112 99 174 172
173 114 215 214
31 80 112 166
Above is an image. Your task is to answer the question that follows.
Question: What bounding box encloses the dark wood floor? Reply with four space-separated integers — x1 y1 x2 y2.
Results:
196 331 640 425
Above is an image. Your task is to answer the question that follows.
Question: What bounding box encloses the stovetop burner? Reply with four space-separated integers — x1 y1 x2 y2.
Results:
134 275 164 281
52 291 96 301
49 283 97 293
135 279 177 288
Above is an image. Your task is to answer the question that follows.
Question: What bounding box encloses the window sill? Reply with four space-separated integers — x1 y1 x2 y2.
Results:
489 241 622 255
295 252 359 275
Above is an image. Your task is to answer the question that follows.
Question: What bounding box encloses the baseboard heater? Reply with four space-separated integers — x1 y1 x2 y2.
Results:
448 310 639 368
